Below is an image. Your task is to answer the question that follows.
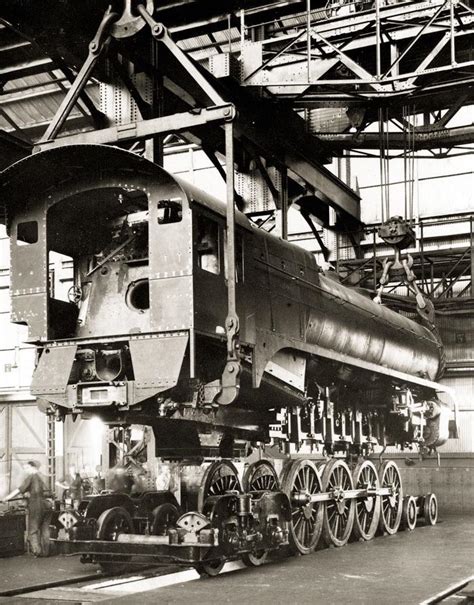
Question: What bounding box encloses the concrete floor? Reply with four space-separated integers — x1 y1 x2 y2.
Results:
0 553 98 594
106 516 474 605
0 515 472 604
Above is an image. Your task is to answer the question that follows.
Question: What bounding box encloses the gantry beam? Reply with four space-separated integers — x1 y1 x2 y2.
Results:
319 124 474 151
238 0 474 106
0 57 53 81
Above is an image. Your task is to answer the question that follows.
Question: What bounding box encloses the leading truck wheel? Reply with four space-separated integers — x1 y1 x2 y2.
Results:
322 458 355 547
378 461 403 535
96 506 134 573
352 460 380 541
281 459 324 555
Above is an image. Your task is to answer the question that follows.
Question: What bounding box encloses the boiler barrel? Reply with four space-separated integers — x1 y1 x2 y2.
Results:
306 275 441 381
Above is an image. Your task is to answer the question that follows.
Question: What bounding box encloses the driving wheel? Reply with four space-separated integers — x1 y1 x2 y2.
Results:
322 458 355 547
352 460 380 541
280 459 324 555
378 460 403 535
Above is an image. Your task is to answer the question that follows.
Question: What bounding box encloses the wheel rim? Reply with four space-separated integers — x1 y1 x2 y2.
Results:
424 493 438 525
378 461 403 535
243 460 280 492
402 496 417 531
96 507 133 571
281 459 324 555
196 551 225 577
322 459 355 547
152 503 180 536
352 460 380 541
198 460 242 511
97 507 134 541
242 550 268 567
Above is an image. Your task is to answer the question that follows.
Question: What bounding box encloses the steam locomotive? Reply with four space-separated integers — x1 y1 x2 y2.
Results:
0 144 451 572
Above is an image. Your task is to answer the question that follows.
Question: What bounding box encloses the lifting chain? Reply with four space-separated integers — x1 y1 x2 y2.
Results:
374 217 446 378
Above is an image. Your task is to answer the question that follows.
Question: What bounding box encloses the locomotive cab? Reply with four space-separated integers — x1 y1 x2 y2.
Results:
2 146 199 415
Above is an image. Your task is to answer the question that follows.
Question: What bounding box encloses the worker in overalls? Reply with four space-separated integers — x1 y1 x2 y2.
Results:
2 460 50 556
56 465 84 509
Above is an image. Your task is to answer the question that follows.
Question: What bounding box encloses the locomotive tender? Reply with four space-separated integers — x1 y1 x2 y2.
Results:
0 144 452 569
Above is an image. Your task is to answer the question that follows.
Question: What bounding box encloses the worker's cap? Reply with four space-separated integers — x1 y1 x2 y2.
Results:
26 460 41 469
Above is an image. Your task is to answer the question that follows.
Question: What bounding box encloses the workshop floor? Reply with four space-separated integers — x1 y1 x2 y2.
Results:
0 515 472 604
0 552 98 593
105 514 474 605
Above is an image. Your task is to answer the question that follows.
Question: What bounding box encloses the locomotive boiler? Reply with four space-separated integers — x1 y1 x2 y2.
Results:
0 144 453 567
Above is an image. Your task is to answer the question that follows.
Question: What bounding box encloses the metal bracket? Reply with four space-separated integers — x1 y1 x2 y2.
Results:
110 0 154 39
37 7 119 145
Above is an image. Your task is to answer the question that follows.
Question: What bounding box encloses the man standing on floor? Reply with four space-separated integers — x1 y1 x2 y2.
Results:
2 460 50 556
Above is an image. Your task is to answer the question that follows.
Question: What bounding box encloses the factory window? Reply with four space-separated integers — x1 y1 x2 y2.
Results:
17 221 38 245
157 198 182 224
197 216 220 275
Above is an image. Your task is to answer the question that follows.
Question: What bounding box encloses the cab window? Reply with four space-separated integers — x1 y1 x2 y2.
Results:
197 216 220 275
157 198 182 224
17 220 38 245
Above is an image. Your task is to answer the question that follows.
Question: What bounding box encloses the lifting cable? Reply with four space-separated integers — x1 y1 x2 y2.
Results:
378 106 390 222
403 104 416 224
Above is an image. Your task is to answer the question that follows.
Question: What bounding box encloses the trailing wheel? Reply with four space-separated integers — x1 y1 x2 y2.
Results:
322 459 355 547
423 493 438 525
402 496 418 531
280 459 324 555
96 506 133 573
352 460 380 541
195 549 225 577
198 460 242 512
378 460 403 535
243 460 280 492
242 550 268 567
151 503 180 536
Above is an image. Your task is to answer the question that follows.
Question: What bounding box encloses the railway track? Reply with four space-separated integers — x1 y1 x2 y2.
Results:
1 554 471 604
0 561 245 602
